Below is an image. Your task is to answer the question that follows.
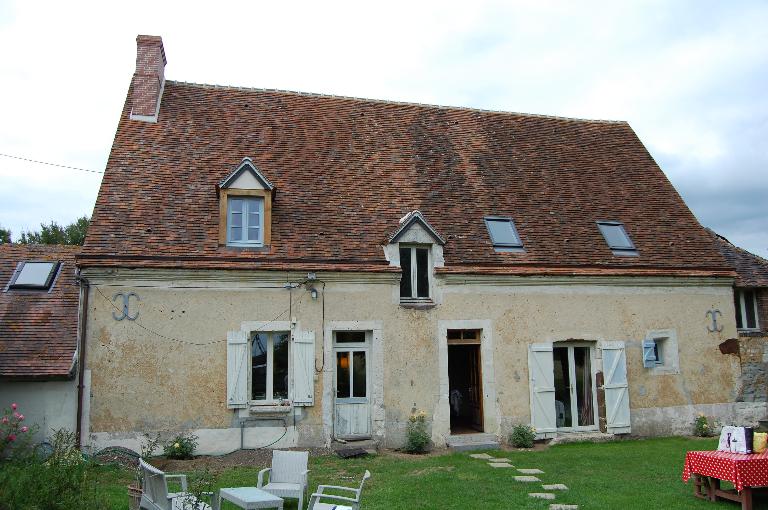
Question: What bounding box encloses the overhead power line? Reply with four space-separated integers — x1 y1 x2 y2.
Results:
0 152 104 174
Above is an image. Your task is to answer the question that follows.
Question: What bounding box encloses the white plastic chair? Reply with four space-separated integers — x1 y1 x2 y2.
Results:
307 470 371 510
139 458 215 510
257 450 310 510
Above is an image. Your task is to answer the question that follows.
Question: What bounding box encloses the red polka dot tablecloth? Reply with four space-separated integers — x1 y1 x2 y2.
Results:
682 450 768 492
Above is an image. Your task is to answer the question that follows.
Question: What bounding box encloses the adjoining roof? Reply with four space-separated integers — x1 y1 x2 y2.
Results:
0 245 80 380
709 230 768 287
81 80 731 276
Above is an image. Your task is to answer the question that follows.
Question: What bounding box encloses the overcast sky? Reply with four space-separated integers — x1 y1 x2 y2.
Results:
0 0 766 257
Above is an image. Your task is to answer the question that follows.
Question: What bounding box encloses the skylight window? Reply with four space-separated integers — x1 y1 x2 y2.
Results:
8 261 60 290
484 217 524 252
597 221 637 255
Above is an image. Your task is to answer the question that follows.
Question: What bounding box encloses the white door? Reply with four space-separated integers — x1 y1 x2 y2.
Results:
334 331 371 439
528 343 557 435
602 341 631 434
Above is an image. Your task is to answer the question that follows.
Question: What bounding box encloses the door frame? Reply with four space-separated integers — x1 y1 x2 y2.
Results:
447 335 484 433
552 341 599 432
333 331 371 439
322 321 384 447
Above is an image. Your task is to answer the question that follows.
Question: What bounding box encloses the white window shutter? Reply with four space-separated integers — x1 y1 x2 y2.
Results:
227 330 249 409
292 330 315 406
602 341 631 434
528 343 556 436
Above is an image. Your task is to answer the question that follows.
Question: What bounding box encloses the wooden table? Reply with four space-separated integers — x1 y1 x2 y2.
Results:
218 487 284 510
682 450 768 510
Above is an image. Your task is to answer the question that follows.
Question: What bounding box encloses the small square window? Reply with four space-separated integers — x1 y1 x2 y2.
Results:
335 331 367 343
8 261 60 290
484 217 523 252
642 330 679 374
597 221 637 255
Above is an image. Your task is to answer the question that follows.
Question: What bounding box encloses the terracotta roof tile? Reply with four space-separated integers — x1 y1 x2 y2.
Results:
709 230 768 287
0 245 79 380
81 81 730 276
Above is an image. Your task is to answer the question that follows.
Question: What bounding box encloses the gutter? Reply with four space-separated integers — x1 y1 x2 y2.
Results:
75 271 89 447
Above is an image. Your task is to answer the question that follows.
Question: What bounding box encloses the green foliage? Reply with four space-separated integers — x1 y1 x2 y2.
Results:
509 424 536 448
0 226 10 244
403 409 430 453
134 433 162 486
18 216 89 245
693 414 715 437
163 432 199 460
178 468 215 510
0 428 110 510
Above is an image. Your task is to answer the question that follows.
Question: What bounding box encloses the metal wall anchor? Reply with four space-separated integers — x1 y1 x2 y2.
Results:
113 292 140 321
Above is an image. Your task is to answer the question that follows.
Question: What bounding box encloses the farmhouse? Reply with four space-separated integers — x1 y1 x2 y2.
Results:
76 35 761 454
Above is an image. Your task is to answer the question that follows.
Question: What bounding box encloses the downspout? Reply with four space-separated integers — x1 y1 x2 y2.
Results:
75 271 89 448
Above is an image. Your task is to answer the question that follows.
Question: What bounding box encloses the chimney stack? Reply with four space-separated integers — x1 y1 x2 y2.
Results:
130 35 167 122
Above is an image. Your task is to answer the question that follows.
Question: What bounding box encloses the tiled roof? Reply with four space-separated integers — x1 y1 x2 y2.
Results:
81 81 731 276
709 230 768 287
0 245 79 380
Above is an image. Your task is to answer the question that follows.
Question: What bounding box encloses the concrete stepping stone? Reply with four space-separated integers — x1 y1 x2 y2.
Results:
542 484 569 491
549 505 578 510
529 493 556 500
514 476 541 482
469 453 494 459
488 462 514 468
518 468 544 474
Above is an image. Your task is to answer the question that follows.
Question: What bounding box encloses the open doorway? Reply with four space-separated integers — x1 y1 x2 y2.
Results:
448 329 483 434
552 342 598 430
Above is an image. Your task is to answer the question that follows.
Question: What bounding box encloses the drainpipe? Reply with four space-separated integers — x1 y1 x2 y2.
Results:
75 271 89 448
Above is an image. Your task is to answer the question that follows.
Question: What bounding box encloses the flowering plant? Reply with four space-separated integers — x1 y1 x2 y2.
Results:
404 409 430 453
1 403 31 455
693 413 715 437
510 424 536 448
163 432 199 459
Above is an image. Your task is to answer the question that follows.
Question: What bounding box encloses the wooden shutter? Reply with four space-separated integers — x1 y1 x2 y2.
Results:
292 330 315 406
227 330 249 409
528 343 556 435
642 340 657 368
602 341 631 434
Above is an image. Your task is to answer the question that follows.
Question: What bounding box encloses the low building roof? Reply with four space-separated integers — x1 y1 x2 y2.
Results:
81 81 731 277
710 230 768 288
0 244 79 380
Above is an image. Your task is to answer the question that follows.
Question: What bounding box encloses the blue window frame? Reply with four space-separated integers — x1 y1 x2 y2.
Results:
227 196 264 246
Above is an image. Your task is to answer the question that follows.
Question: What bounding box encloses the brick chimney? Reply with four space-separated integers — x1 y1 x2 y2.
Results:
129 35 167 122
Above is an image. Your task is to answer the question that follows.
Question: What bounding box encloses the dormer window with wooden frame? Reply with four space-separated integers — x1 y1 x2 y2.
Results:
219 158 275 248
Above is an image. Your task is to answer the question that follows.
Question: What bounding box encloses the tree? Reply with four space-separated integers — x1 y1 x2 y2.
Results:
18 216 90 246
0 226 10 244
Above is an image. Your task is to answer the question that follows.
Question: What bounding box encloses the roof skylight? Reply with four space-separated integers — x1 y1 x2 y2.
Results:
597 221 637 255
484 217 524 252
9 261 60 290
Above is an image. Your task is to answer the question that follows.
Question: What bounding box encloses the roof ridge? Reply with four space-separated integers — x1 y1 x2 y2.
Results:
166 80 629 125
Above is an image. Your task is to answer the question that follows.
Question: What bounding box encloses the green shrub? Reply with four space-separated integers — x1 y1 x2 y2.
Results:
693 414 715 437
404 410 430 453
0 428 109 509
164 432 199 459
510 424 536 448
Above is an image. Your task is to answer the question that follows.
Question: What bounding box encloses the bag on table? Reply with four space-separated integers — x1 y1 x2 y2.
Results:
754 432 767 454
718 425 752 454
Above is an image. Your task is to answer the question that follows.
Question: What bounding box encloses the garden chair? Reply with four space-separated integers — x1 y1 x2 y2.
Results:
307 470 371 510
139 458 216 510
257 450 310 510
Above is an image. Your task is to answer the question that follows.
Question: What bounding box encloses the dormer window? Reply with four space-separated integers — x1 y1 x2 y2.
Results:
8 261 60 290
219 158 274 248
597 221 637 256
400 245 430 300
227 196 264 246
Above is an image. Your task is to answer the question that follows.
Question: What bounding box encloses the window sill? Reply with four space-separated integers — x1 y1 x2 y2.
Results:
249 404 293 414
738 330 765 337
399 298 436 310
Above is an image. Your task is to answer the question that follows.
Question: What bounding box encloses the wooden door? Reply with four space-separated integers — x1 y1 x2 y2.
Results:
468 346 483 430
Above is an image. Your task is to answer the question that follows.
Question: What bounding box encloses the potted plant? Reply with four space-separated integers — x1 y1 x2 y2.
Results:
129 433 161 510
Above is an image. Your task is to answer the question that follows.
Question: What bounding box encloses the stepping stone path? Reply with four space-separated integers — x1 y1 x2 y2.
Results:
518 468 544 474
469 453 494 459
542 484 568 491
514 476 541 482
529 493 556 500
549 505 578 510
488 462 514 468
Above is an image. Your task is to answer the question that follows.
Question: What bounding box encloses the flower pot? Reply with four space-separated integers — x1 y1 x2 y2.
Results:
128 484 142 510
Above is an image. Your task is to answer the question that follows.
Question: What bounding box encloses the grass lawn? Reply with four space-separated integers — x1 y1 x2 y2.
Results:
93 436 768 509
